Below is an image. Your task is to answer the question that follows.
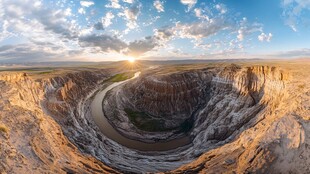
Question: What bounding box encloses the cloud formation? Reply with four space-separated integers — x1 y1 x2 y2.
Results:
102 12 115 27
79 34 127 53
215 4 227 14
154 0 164 13
0 43 81 62
106 0 121 9
119 5 141 29
180 0 197 11
281 0 310 31
237 18 263 41
258 33 273 42
194 8 209 20
127 36 158 57
0 0 302 62
176 17 229 40
80 1 94 7
123 0 134 4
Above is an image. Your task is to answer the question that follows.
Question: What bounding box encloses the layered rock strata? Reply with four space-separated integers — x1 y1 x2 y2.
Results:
0 71 118 174
0 64 309 174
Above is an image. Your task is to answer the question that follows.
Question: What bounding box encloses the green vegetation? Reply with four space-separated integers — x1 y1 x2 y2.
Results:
124 108 194 133
109 72 135 82
37 71 53 74
124 108 170 132
0 124 9 133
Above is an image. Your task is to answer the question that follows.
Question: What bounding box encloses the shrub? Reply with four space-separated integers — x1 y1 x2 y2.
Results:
0 124 9 133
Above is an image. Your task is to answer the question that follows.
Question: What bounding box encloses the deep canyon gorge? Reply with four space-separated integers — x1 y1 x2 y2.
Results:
0 61 309 174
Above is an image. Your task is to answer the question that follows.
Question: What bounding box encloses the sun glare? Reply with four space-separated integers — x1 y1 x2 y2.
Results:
128 57 136 63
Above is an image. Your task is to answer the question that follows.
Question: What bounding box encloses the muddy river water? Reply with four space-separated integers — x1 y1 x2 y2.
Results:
91 72 191 151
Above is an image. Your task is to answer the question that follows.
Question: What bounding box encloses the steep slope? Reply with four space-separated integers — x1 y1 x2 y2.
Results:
0 71 118 174
103 65 288 144
168 64 310 174
0 63 309 174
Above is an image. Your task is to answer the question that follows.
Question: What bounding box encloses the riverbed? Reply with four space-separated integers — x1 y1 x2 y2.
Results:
90 72 191 151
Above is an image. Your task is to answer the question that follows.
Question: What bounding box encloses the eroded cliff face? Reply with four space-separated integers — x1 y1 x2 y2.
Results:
124 71 212 119
102 70 213 140
0 71 118 174
168 65 309 174
1 64 309 174
103 65 288 143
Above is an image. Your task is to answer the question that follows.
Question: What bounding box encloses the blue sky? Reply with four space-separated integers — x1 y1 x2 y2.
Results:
0 0 310 62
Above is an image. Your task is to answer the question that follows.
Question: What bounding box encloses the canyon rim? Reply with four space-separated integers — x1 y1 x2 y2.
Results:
1 0 310 173
0 60 310 173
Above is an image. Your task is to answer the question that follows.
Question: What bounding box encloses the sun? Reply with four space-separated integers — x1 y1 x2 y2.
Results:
127 56 136 63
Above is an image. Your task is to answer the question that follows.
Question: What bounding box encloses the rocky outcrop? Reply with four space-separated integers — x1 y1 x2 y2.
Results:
103 65 288 144
124 71 212 119
168 65 310 174
1 63 309 174
0 71 118 174
102 70 213 141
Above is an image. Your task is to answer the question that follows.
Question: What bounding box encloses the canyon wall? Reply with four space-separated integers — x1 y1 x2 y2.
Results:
103 65 289 144
0 71 119 173
1 64 309 174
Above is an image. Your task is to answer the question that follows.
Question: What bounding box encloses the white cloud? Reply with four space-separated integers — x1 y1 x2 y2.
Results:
154 0 164 13
176 17 229 40
195 43 212 50
290 25 298 32
215 4 227 14
119 5 141 29
0 0 281 62
78 8 86 14
0 20 14 42
194 8 209 20
281 0 310 32
102 12 115 27
80 1 94 7
258 33 273 42
64 8 72 16
34 1 42 8
142 15 160 27
237 18 263 41
79 28 94 36
0 0 84 62
106 0 121 9
237 29 244 41
123 0 134 3
180 0 197 11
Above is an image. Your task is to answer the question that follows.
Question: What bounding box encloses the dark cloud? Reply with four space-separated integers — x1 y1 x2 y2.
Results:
154 28 174 41
0 45 15 52
272 48 310 58
176 17 230 39
127 36 158 57
78 34 127 52
93 22 104 30
0 44 82 63
0 44 58 62
34 10 79 39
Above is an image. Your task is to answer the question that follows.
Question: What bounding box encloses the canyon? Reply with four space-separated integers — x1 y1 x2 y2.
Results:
0 61 309 173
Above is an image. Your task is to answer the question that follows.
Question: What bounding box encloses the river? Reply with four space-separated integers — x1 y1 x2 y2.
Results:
90 72 191 151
